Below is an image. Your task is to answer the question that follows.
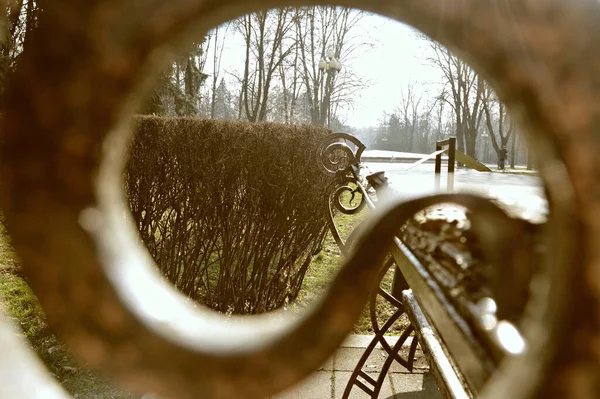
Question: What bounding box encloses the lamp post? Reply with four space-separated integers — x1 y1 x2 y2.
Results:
318 50 342 128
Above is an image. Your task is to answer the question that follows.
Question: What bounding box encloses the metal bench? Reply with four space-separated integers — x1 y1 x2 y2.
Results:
321 135 533 398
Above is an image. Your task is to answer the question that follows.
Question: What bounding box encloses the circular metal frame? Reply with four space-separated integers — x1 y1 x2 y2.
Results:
1 0 598 398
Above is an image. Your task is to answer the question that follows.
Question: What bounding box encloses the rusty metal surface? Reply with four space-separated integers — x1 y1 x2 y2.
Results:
0 1 598 399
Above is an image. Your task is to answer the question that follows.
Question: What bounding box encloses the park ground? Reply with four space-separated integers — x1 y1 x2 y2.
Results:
0 207 397 398
0 164 543 398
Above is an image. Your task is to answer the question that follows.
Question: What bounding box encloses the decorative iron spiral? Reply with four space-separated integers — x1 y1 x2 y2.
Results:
318 133 366 176
321 133 368 255
0 0 597 399
330 178 367 215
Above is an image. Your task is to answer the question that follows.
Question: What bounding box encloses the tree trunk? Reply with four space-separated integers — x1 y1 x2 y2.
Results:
465 132 477 158
210 59 217 118
456 116 465 153
527 148 534 170
510 129 516 168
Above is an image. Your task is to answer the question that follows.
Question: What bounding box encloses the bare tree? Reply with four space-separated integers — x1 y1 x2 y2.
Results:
276 34 303 123
482 84 515 166
293 6 370 126
237 9 295 122
142 39 209 116
396 82 423 151
1 0 42 98
198 6 370 125
208 24 230 118
510 126 517 168
180 42 208 115
434 93 447 141
429 41 485 158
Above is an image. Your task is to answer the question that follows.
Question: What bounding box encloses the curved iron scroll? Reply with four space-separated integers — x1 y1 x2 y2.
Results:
325 176 368 257
0 0 597 399
321 133 369 256
319 132 367 176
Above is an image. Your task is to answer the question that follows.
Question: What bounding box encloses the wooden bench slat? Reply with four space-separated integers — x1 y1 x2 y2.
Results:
391 238 495 392
403 289 472 399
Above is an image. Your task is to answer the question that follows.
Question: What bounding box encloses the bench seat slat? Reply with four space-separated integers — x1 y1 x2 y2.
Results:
403 290 472 399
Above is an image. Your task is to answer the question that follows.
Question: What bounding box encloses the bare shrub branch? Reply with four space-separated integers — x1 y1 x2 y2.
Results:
125 116 333 314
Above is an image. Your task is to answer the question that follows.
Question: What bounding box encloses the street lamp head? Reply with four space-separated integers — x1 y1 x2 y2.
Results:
331 60 342 72
318 59 327 71
327 50 336 59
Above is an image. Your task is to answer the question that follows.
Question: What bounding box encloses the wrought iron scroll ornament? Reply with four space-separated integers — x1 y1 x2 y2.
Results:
0 1 598 399
319 132 366 176
320 133 367 216
321 133 368 255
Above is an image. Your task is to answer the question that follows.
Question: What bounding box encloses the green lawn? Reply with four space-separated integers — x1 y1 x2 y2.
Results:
293 207 410 335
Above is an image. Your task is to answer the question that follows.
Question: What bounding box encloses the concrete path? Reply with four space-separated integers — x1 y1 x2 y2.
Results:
272 335 442 399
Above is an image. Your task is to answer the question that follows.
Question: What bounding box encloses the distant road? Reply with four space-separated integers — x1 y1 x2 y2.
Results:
362 162 546 223
361 150 447 163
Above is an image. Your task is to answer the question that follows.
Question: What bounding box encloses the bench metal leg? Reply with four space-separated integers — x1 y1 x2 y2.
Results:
343 258 420 399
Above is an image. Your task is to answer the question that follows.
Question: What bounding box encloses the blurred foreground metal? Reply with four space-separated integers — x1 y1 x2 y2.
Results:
1 0 599 398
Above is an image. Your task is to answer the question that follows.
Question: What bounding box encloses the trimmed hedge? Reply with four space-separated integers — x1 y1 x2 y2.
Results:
125 116 333 314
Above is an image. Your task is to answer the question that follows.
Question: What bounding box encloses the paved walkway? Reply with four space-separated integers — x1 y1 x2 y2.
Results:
141 335 441 399
272 335 442 399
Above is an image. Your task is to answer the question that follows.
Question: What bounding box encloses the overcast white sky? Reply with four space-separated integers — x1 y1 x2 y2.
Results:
346 15 443 127
204 11 445 128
